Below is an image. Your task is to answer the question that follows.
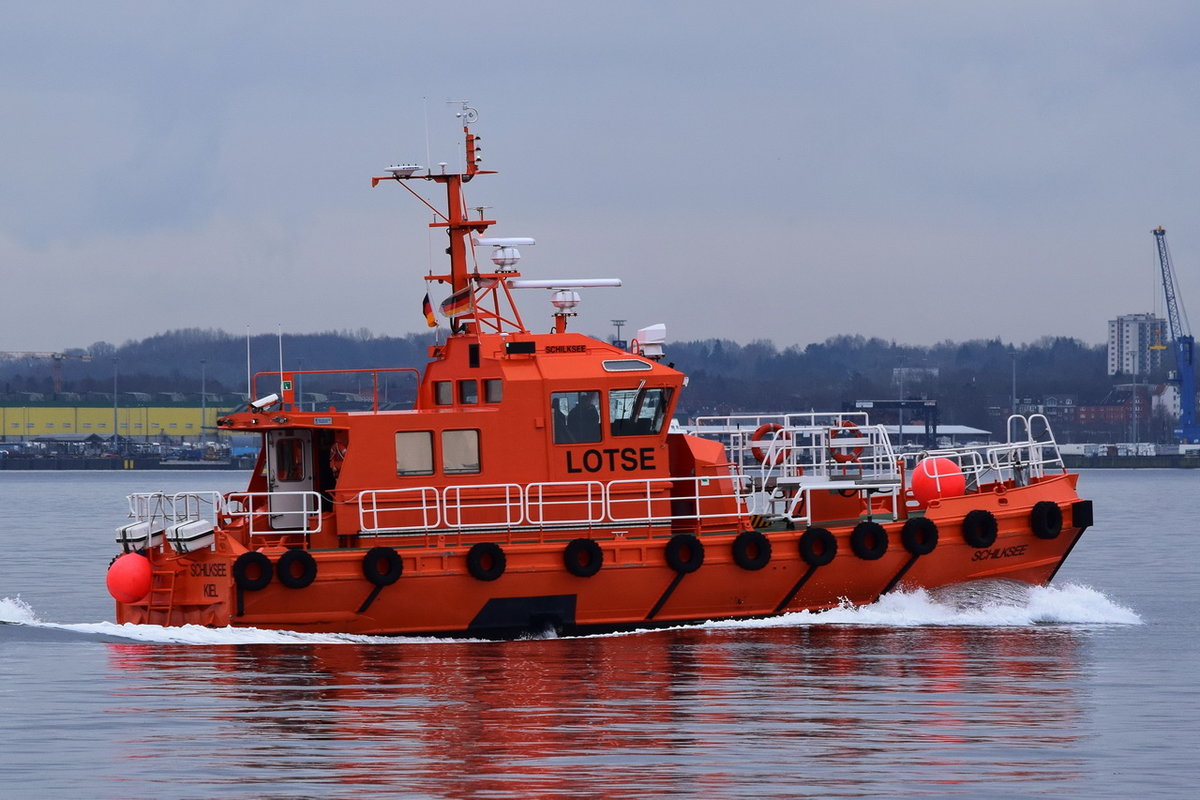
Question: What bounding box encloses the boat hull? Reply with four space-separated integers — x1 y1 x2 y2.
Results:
114 476 1089 637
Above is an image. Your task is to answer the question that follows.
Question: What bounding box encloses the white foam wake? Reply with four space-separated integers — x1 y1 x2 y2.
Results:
1 581 1140 645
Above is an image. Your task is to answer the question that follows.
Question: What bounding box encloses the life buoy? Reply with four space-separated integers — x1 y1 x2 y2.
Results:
732 531 771 571
466 542 506 581
276 548 318 589
232 551 272 592
962 509 998 548
329 441 347 475
850 521 888 560
799 526 837 566
362 546 403 587
564 538 604 577
664 534 704 574
830 421 864 464
751 423 790 465
900 517 939 556
1030 501 1063 540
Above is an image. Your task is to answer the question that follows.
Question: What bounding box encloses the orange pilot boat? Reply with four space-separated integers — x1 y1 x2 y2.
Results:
106 108 1094 637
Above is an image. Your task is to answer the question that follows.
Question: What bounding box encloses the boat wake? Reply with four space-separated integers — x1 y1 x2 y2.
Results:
0 581 1140 646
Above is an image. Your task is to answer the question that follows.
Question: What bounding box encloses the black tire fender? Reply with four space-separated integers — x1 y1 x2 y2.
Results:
900 517 939 556
466 542 506 582
233 551 272 592
362 546 403 587
276 548 317 589
563 538 604 578
799 526 838 567
850 521 888 560
664 534 705 574
962 509 999 548
732 531 772 571
1030 501 1063 540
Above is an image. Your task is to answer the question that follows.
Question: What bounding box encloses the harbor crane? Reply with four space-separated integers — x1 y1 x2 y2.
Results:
0 351 94 393
1151 226 1199 443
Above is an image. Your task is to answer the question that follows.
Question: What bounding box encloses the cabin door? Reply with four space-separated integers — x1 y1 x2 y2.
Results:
266 430 313 530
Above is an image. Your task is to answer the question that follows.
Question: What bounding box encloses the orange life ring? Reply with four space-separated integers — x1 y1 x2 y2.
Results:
751 423 790 465
830 420 864 464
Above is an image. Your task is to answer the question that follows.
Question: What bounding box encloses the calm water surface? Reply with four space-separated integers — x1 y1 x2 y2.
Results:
0 469 1196 798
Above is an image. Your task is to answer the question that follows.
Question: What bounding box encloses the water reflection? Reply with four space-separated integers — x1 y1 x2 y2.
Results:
104 625 1087 798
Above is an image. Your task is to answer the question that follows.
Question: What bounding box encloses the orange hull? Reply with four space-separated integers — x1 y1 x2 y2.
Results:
115 476 1089 637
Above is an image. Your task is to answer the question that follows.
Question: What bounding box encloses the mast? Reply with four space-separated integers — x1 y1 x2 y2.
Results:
372 105 529 336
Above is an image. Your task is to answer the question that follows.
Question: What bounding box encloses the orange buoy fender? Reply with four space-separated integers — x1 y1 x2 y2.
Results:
798 527 837 567
961 509 998 548
106 552 152 604
750 423 790 465
732 531 772 571
910 457 966 505
1030 501 1063 539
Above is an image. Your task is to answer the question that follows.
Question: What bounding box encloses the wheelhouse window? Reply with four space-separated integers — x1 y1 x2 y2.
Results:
484 378 503 403
458 380 478 404
395 431 434 475
610 387 672 436
434 381 453 406
442 429 480 474
551 390 602 444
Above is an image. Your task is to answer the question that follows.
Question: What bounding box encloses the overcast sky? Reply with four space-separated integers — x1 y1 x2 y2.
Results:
3 1 1200 353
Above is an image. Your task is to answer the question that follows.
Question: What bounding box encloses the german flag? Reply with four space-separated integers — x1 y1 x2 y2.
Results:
440 287 472 318
422 292 437 327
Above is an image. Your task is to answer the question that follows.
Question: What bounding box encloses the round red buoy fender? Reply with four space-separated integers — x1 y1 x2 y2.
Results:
830 421 864 464
106 552 152 604
750 423 790 465
911 457 967 505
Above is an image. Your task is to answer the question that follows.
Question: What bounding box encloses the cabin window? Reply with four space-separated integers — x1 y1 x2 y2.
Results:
610 387 672 436
395 431 434 475
551 390 602 444
484 378 503 403
602 359 653 372
434 381 453 406
442 429 480 474
458 380 478 404
275 438 306 481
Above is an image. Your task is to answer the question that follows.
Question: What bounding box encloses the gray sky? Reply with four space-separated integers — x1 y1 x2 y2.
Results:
3 1 1199 352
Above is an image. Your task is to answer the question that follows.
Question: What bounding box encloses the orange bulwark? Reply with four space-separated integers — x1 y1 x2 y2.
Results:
106 108 1093 637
